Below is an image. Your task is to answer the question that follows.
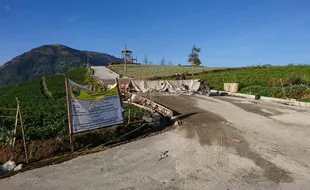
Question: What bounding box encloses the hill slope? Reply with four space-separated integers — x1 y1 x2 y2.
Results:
0 44 120 86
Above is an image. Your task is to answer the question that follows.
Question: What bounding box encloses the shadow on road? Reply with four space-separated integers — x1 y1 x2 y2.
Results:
177 112 200 120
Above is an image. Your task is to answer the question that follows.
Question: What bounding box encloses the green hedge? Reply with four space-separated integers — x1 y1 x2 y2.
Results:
239 85 310 100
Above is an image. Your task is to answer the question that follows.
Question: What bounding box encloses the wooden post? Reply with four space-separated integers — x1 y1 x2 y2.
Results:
16 98 29 163
65 78 74 152
115 78 125 126
191 65 193 76
280 78 287 98
124 43 127 73
11 100 19 148
128 91 131 125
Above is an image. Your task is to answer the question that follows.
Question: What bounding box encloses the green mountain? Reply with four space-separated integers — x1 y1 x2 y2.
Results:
0 44 120 86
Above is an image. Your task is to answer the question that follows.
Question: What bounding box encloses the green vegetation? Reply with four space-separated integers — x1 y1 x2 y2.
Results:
110 64 219 78
189 65 310 101
0 68 148 145
110 64 310 100
239 85 310 100
188 45 201 66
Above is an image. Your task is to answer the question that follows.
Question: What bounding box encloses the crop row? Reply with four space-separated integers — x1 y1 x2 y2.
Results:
189 65 310 101
189 65 310 89
109 64 220 78
0 68 148 145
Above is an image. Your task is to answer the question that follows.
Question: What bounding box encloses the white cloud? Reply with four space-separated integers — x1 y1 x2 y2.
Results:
4 5 11 11
67 15 80 22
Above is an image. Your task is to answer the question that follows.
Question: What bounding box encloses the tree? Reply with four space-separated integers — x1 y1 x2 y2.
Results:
143 55 148 65
188 45 201 66
168 61 173 65
160 57 166 65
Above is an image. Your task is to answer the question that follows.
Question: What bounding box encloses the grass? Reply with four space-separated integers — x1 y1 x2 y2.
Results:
189 65 310 89
0 68 148 144
109 64 223 78
188 65 310 101
109 64 310 101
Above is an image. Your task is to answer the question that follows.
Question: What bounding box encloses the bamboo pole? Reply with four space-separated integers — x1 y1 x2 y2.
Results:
11 100 19 148
280 78 287 98
128 92 131 125
65 78 74 152
16 98 29 163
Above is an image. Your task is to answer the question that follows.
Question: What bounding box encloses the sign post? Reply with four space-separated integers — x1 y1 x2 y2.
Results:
65 78 74 152
65 78 124 137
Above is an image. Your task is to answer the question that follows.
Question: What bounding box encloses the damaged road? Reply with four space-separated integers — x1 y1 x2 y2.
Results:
1 94 310 190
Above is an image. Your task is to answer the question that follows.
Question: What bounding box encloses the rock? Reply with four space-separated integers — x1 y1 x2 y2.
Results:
1 160 16 172
152 113 161 122
232 139 241 143
174 120 182 127
142 116 152 123
159 150 169 161
13 164 23 171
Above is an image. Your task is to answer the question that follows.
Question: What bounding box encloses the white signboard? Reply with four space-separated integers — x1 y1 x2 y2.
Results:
68 79 123 133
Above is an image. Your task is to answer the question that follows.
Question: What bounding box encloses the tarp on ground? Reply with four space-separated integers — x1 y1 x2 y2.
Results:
129 79 202 93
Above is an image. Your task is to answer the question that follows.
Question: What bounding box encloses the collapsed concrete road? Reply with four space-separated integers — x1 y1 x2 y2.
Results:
1 94 310 190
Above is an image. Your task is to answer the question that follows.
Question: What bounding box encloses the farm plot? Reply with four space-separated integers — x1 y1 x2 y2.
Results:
0 68 150 164
189 65 310 101
2 94 310 189
109 64 219 78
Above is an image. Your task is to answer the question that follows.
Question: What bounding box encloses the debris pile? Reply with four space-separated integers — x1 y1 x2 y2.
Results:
127 80 210 95
0 160 23 174
130 94 174 118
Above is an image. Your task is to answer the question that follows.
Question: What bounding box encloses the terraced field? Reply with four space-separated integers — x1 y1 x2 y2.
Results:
109 64 220 78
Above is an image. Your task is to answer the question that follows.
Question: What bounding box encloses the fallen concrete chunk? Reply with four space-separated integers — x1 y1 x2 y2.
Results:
174 120 182 127
142 116 153 123
13 164 23 171
1 160 16 173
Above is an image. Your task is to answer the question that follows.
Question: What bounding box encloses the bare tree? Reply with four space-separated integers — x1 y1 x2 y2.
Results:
143 55 148 65
160 57 166 65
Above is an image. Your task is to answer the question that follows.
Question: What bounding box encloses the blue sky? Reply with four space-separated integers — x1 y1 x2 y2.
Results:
1 0 310 67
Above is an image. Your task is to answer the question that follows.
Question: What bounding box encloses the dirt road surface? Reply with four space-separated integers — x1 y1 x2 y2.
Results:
1 94 310 190
91 66 120 80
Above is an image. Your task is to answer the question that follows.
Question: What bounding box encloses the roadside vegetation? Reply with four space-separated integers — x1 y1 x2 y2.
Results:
189 65 310 101
0 68 149 164
110 63 310 101
109 64 220 78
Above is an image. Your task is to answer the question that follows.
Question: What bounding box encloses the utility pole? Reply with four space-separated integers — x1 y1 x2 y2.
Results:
124 43 127 73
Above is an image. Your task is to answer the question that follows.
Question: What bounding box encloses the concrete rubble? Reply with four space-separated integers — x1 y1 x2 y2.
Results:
0 160 19 174
128 80 210 95
130 94 174 118
13 164 23 172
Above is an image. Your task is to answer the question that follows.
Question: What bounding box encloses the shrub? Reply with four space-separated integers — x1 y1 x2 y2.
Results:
283 73 306 86
240 84 310 101
239 85 277 97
